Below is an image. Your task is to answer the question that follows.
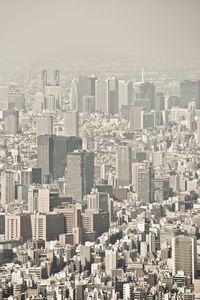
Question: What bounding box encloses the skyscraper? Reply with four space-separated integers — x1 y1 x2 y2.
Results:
107 77 118 115
70 79 79 110
36 115 53 137
37 135 82 180
180 80 200 108
65 150 94 202
118 80 133 110
117 146 132 187
28 187 50 213
64 110 79 137
4 110 19 135
95 78 107 112
38 70 47 93
132 162 155 203
172 235 197 282
135 82 155 109
1 170 15 206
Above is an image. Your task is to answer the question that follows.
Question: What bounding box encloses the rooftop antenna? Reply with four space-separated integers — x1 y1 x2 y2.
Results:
141 67 144 83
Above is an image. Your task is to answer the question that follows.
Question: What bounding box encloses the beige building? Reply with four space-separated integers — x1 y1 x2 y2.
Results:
5 214 32 242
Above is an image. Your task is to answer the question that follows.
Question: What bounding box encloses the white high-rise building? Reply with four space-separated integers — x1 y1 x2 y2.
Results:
33 92 45 113
172 235 197 282
118 80 133 110
105 249 118 273
64 110 79 137
95 79 107 112
1 170 15 206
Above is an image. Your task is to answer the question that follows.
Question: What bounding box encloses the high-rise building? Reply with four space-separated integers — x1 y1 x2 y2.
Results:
129 106 144 131
118 80 133 110
28 187 50 213
172 235 197 282
132 162 154 203
31 213 65 241
0 86 9 110
37 135 82 180
4 110 19 135
82 95 95 113
95 78 107 112
107 77 118 115
141 111 154 129
1 170 15 206
5 214 32 242
36 115 53 137
70 79 79 110
53 70 60 86
78 76 90 112
105 249 118 273
53 207 81 233
20 169 32 186
44 85 62 110
38 70 47 93
180 80 200 108
65 150 94 202
117 146 132 187
155 92 165 112
64 110 79 137
135 82 155 109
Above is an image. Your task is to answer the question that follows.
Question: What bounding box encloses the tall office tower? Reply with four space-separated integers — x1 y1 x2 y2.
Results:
5 214 32 242
37 135 82 180
4 110 19 135
65 150 94 202
107 77 118 115
64 110 79 137
132 162 154 203
141 111 154 129
38 70 47 92
118 80 133 110
105 249 118 273
155 92 165 112
78 76 90 112
45 85 62 109
0 86 8 110
95 78 107 112
82 95 95 113
53 70 60 86
28 187 49 213
180 80 200 108
117 146 132 187
0 214 5 235
20 169 32 186
135 82 155 109
31 213 65 241
70 79 79 110
129 106 144 131
33 92 45 113
172 235 197 282
53 207 81 233
36 115 53 137
1 170 15 206
88 76 97 96
32 168 42 184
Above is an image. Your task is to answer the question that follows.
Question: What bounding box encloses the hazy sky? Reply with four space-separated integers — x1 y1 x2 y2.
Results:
0 0 200 62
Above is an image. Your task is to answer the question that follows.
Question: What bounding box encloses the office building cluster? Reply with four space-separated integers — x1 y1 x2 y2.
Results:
0 69 200 299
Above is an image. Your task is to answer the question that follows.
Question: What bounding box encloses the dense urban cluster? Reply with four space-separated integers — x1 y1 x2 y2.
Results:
0 69 200 300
